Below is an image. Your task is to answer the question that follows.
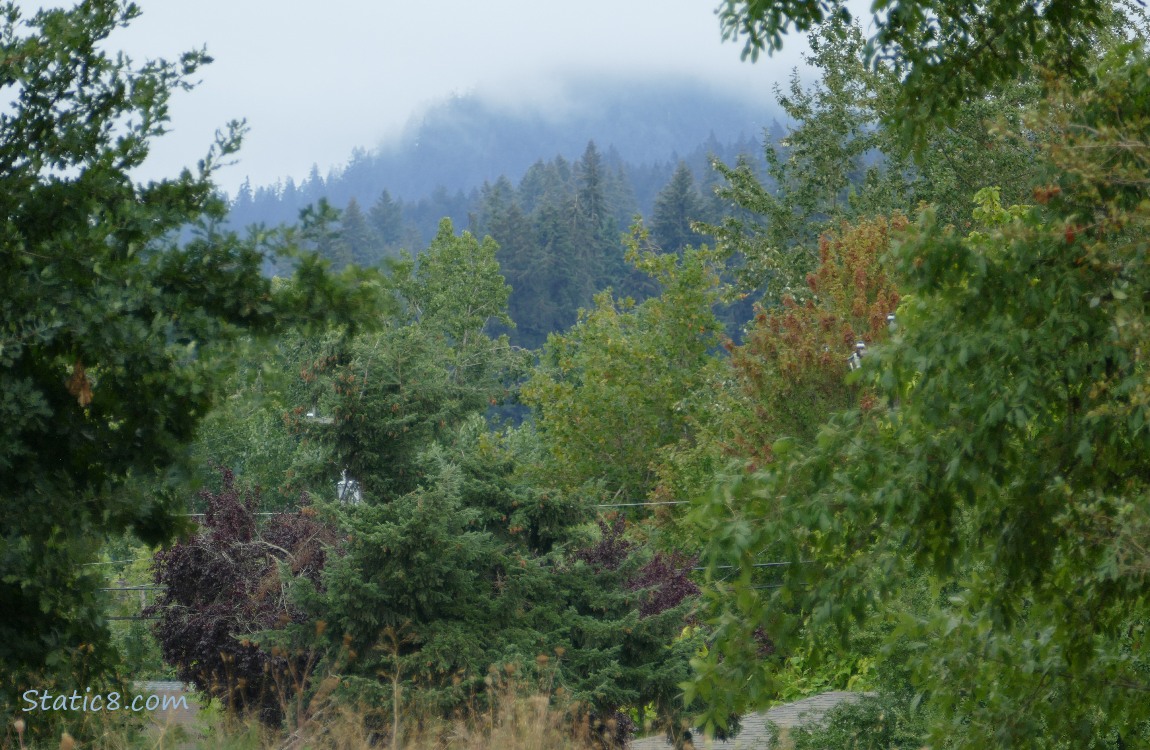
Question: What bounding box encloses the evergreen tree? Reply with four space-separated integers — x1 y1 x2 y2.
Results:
478 178 551 346
369 189 405 246
280 176 301 220
534 192 584 333
301 163 326 206
651 162 706 254
607 163 642 230
574 141 626 298
574 141 608 241
234 177 254 213
516 159 553 215
299 198 353 270
340 197 377 267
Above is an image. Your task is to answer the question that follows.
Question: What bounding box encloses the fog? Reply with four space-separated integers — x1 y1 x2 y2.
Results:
29 0 816 193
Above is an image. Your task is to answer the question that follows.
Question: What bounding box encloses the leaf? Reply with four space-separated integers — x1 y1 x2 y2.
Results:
66 359 92 407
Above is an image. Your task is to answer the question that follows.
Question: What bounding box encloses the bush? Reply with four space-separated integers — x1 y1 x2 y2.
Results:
148 469 338 724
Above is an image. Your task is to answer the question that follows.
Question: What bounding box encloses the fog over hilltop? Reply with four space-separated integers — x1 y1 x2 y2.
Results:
229 75 784 228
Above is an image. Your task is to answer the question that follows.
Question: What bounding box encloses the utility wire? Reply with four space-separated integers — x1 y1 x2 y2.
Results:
98 586 166 592
691 561 812 571
82 558 150 566
182 512 282 517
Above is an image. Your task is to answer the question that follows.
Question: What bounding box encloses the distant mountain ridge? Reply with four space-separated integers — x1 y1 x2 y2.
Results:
227 77 785 349
228 75 783 232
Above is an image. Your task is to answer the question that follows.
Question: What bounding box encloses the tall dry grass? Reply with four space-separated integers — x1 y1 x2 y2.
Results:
208 686 619 750
4 684 628 750
6 639 643 750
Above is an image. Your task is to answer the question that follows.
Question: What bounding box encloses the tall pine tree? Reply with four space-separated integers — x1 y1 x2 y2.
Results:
652 162 706 254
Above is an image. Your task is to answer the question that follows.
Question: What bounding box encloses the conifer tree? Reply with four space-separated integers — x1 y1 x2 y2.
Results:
574 141 625 294
369 189 405 247
652 162 706 254
340 197 377 267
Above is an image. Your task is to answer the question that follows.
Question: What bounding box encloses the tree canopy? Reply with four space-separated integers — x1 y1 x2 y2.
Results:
10 1 1150 748
690 40 1150 747
717 0 1117 140
0 0 379 709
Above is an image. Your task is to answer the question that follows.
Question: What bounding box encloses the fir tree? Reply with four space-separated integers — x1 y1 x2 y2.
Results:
651 162 706 254
340 197 377 267
369 189 405 246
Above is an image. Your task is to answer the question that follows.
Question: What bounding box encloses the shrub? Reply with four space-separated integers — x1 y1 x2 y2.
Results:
148 469 338 724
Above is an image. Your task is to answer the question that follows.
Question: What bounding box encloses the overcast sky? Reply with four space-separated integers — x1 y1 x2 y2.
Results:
27 1 819 194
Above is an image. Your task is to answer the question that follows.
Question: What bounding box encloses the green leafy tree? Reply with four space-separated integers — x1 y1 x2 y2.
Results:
710 16 1044 301
522 228 727 503
690 44 1150 747
187 330 347 509
310 219 523 500
0 0 379 718
717 0 1115 141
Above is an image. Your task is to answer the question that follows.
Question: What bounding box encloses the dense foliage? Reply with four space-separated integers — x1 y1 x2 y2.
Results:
717 0 1114 141
691 32 1150 750
522 231 728 502
708 16 1045 301
0 1 379 728
140 215 721 746
148 470 338 723
10 1 1150 748
246 139 743 349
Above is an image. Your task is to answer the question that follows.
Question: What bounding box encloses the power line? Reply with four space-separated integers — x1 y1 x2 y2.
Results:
98 586 166 592
182 512 282 517
82 558 150 566
176 503 690 514
691 561 812 571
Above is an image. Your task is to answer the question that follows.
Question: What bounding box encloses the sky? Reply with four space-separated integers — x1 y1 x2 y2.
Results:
23 1 818 195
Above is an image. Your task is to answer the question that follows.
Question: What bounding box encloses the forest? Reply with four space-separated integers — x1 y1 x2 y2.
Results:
2 0 1150 749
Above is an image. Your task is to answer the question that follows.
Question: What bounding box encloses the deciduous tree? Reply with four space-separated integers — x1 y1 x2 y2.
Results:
690 43 1150 746
522 229 727 503
0 0 379 713
717 0 1115 141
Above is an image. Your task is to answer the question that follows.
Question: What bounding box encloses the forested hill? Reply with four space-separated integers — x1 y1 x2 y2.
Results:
227 78 779 347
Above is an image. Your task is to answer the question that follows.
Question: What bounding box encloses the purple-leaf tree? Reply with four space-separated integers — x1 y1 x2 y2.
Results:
147 468 338 724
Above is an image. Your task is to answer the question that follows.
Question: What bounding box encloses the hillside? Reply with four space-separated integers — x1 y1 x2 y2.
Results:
223 77 780 347
227 76 782 237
